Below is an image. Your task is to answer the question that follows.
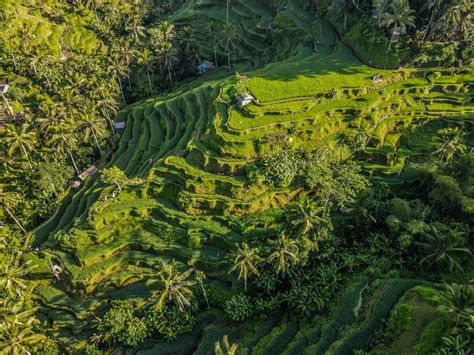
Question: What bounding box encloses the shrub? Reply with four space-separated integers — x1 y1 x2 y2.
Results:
146 306 196 340
426 71 441 84
246 151 302 188
224 294 253 321
101 299 148 347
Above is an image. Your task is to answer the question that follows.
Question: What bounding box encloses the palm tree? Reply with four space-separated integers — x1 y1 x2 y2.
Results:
195 270 210 309
433 127 466 164
78 113 106 153
0 256 37 298
266 233 299 275
138 49 156 96
229 242 262 291
107 54 130 104
126 15 146 43
158 21 176 43
207 21 220 66
91 85 119 133
440 0 472 41
152 260 195 310
2 124 37 170
222 24 237 69
1 89 14 115
215 335 239 355
287 200 332 239
422 0 442 41
160 41 179 84
47 119 80 173
0 187 26 234
441 283 474 328
381 0 416 35
415 224 471 272
372 0 390 27
0 302 44 354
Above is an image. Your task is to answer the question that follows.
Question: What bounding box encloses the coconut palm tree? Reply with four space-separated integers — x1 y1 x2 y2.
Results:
433 127 466 164
195 270 210 309
160 41 179 84
107 54 130 104
441 283 474 328
381 0 416 35
287 200 332 239
222 24 237 69
126 15 146 43
372 0 390 27
78 113 106 153
2 124 37 170
415 224 471 272
152 260 195 310
266 233 299 275
422 0 443 41
207 20 220 66
138 49 156 96
47 119 80 173
0 187 26 234
439 0 472 41
158 21 176 43
229 242 262 291
0 256 37 299
215 335 239 355
0 301 44 354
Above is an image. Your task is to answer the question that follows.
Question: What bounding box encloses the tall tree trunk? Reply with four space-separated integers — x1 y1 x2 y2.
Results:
2 93 14 115
214 42 218 66
21 146 33 170
168 63 173 83
344 10 347 32
92 129 102 154
227 48 231 68
5 208 26 234
423 11 435 41
200 281 210 308
102 109 116 135
147 67 153 96
118 77 127 104
68 150 79 174
226 0 230 25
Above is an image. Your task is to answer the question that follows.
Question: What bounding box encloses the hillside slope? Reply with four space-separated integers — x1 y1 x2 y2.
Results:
23 0 473 353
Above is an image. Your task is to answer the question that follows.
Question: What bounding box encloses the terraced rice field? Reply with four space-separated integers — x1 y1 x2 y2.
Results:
24 0 473 352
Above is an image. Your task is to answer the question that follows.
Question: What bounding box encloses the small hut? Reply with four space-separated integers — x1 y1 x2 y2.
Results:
78 165 98 181
114 121 125 132
236 93 254 108
196 60 215 75
0 78 9 94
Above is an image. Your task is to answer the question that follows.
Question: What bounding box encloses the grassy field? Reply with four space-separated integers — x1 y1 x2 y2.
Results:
23 0 474 352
